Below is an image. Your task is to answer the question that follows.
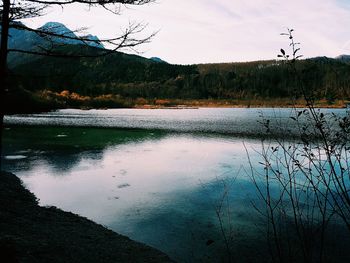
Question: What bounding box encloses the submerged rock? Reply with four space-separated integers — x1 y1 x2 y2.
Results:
4 155 28 160
117 183 130 189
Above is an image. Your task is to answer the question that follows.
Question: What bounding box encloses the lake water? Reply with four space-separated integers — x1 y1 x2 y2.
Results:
5 107 348 136
2 108 349 262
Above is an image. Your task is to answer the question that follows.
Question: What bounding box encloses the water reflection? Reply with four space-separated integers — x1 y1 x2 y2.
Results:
2 126 260 261
2 126 166 174
114 177 266 262
2 125 349 262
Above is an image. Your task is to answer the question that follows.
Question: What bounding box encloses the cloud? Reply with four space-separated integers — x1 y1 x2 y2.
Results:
24 0 350 64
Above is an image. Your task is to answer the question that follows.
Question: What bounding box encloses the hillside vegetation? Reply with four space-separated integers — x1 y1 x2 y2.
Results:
4 23 350 112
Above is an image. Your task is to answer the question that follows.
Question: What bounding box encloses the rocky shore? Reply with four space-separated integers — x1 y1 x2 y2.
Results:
0 171 174 263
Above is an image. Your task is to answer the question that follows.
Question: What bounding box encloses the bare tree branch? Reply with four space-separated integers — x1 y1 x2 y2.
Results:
0 0 156 167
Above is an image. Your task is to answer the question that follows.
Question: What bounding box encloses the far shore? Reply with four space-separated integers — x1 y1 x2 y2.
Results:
4 95 349 115
70 100 350 111
133 104 348 110
132 98 349 109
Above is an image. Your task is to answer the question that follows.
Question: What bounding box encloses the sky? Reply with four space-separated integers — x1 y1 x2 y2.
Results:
23 0 350 64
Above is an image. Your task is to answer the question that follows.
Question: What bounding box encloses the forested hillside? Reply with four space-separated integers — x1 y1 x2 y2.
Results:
6 45 350 112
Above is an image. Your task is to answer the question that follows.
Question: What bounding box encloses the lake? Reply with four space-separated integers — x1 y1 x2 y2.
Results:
2 108 350 262
5 107 347 136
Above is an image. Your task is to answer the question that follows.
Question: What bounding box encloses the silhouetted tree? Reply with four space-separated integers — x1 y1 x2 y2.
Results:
0 0 154 169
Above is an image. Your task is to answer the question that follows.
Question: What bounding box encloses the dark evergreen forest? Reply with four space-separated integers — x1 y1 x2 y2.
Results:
6 44 350 112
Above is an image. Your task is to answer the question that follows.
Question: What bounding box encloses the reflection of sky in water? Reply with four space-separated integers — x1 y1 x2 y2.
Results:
3 108 349 261
12 136 255 221
2 126 267 261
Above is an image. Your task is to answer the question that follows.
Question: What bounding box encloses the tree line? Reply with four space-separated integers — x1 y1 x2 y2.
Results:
7 45 350 111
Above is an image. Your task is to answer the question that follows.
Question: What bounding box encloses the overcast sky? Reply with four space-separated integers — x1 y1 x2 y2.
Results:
24 0 350 64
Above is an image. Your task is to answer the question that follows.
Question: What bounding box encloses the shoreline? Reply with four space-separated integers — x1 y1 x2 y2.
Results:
0 171 174 263
4 96 349 114
133 98 349 109
133 104 348 109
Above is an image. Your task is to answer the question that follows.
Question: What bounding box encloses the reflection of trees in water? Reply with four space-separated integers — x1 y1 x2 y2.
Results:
2 126 166 174
46 150 105 174
1 149 104 174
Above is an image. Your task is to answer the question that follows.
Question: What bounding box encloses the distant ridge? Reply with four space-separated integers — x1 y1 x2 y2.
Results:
5 21 104 67
150 57 167 63
83 34 104 49
35 22 104 49
335 54 350 63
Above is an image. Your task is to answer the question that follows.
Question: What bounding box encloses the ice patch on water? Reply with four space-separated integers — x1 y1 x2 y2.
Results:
5 155 28 160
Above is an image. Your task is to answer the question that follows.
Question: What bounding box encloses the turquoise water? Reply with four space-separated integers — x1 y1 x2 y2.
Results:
2 108 350 262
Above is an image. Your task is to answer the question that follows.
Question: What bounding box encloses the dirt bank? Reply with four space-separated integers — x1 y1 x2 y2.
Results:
0 171 174 263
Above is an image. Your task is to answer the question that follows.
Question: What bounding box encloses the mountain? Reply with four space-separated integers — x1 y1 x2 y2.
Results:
5 22 104 67
335 54 350 63
150 57 167 63
309 56 333 62
39 22 104 48
83 34 104 49
39 22 81 45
